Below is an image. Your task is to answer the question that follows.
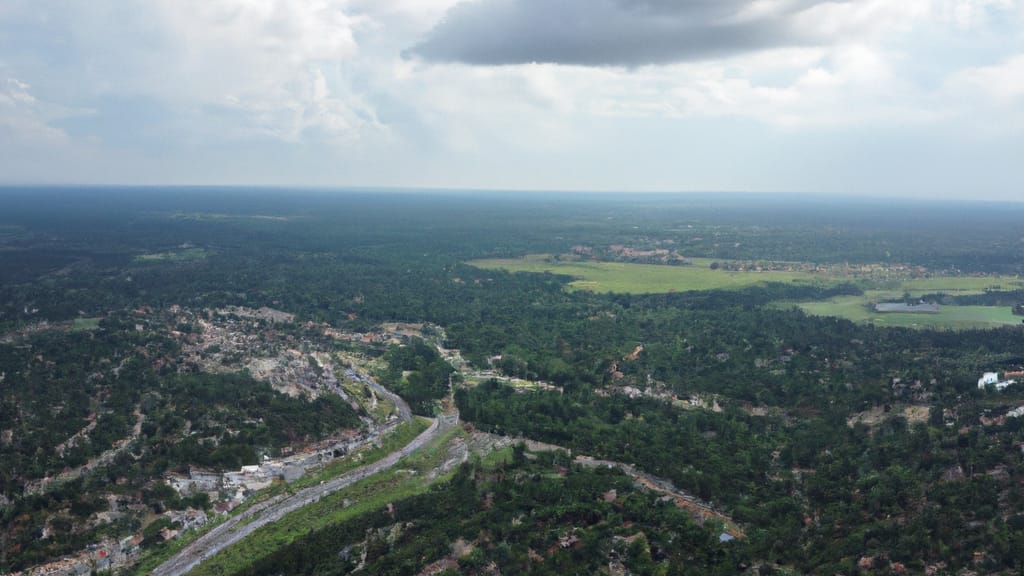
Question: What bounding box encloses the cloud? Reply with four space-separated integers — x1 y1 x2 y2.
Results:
948 53 1024 104
943 53 1024 133
140 0 380 145
0 77 85 146
407 0 845 66
0 1 388 147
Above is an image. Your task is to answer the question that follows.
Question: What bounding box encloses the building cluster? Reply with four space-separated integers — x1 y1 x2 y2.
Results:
874 302 941 314
166 430 374 503
9 534 144 576
12 307 416 576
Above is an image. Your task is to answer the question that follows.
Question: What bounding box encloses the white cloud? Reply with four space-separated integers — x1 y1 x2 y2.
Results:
392 62 585 153
0 77 83 146
949 53 1024 104
943 53 1024 133
140 0 379 145
934 0 1017 29
0 1 388 148
793 0 933 40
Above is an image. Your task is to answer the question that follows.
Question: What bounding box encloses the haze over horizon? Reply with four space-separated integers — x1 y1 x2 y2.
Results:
1 1 1022 200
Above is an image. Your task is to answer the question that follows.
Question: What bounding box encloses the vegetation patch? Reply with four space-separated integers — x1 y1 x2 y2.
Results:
70 317 101 331
168 212 289 222
134 247 210 263
470 255 826 293
794 293 1023 329
476 255 1024 329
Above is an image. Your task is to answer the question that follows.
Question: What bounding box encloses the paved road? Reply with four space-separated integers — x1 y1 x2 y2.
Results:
153 369 430 576
152 415 450 576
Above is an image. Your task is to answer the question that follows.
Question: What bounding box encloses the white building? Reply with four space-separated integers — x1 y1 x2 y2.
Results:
978 372 1000 389
978 372 1016 390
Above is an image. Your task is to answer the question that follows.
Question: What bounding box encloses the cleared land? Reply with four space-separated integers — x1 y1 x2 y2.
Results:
796 296 1021 330
471 255 1024 329
899 276 1024 293
794 277 1024 329
134 248 210 263
70 317 101 331
470 255 821 294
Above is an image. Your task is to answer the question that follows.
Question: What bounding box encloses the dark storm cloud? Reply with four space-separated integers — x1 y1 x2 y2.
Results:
407 0 826 66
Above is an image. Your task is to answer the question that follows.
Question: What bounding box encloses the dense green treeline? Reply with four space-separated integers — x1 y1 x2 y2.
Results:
378 339 455 415
143 372 363 471
458 381 781 508
456 382 1024 572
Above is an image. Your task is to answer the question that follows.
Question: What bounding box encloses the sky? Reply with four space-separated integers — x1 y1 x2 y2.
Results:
0 0 1022 199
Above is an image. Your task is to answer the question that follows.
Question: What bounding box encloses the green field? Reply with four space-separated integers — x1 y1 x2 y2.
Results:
794 277 1024 329
134 248 210 263
795 297 1022 330
471 255 1024 329
470 255 821 294
883 276 1024 295
70 317 101 331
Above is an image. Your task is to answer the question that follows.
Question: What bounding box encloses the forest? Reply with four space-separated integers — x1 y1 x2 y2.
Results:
2 187 1024 574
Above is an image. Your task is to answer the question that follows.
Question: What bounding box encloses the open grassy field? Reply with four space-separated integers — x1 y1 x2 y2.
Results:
471 255 1024 295
470 255 823 294
134 247 210 263
894 276 1024 295
795 297 1022 330
70 317 102 331
471 255 1024 329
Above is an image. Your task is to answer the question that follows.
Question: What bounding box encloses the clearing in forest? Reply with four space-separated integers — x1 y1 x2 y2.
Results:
795 296 1022 329
471 255 1024 329
469 255 820 293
